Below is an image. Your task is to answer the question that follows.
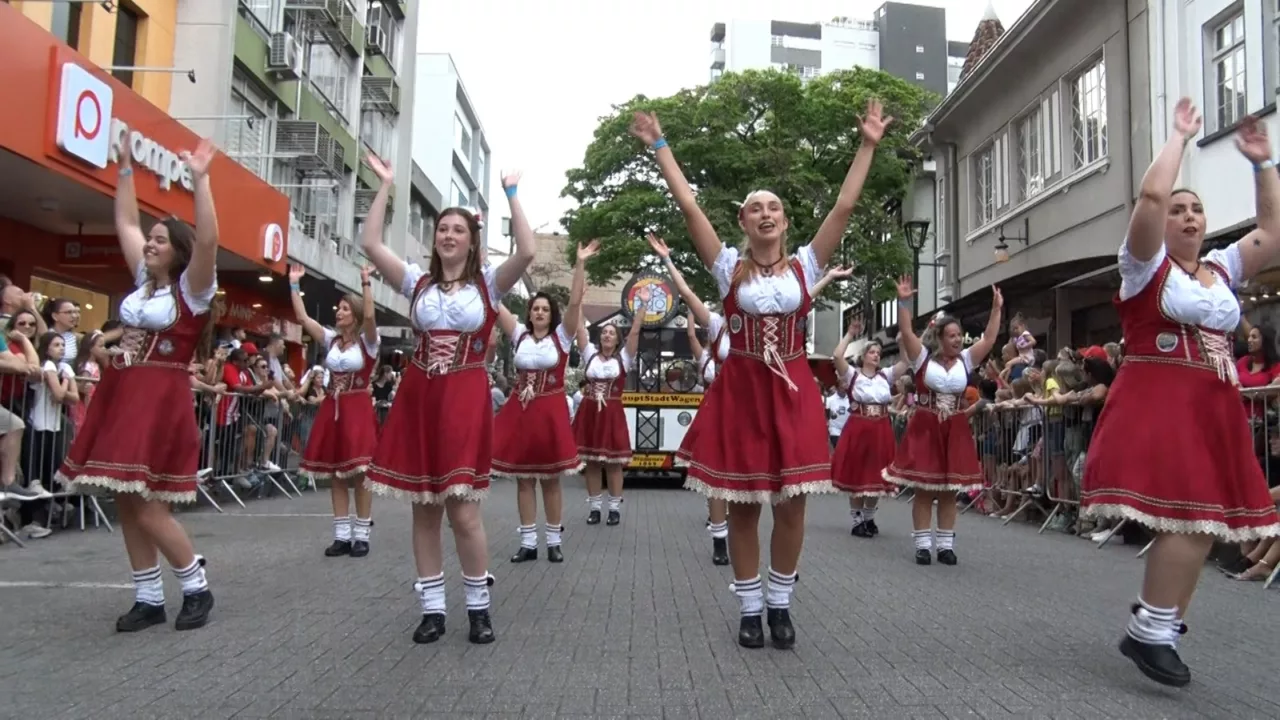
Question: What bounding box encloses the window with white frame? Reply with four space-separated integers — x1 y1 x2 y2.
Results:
1070 58 1107 167
366 1 402 71
771 35 785 47
307 42 352 124
360 111 396 162
239 0 281 34
454 112 472 160
971 135 1008 228
1015 91 1062 201
451 180 468 208
227 72 274 180
1210 11 1247 130
475 151 488 190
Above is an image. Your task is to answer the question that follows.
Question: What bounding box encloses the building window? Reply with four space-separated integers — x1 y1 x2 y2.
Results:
307 42 352 123
239 0 281 33
360 111 397 163
451 180 468 208
228 72 274 180
972 136 1008 227
49 2 83 49
771 35 785 47
1070 58 1107 167
454 112 472 160
916 45 925 53
1210 11 1247 130
915 71 925 80
111 3 141 87
475 151 488 189
366 1 403 70
1015 91 1062 201
801 65 819 79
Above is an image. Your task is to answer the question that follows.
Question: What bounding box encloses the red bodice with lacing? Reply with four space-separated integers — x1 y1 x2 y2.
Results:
511 329 569 408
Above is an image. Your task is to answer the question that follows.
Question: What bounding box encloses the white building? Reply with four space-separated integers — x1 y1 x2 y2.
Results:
410 53 491 251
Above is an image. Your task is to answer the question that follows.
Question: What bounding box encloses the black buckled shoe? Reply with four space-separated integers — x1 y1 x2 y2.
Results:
547 545 564 563
174 589 214 631
711 537 730 566
937 549 957 565
738 615 765 648
413 613 446 644
468 609 496 644
349 540 370 557
851 521 872 538
767 608 796 649
115 602 166 633
866 519 880 536
324 540 352 557
915 549 932 565
587 509 602 525
1220 555 1253 575
510 547 537 563
606 510 621 526
1119 635 1191 687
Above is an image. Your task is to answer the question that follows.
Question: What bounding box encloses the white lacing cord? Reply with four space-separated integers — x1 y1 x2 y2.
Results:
588 380 609 410
761 317 798 392
934 394 958 420
426 334 460 376
518 373 538 407
1199 330 1239 386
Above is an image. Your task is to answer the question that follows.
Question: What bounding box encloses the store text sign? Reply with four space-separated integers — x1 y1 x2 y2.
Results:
54 62 193 193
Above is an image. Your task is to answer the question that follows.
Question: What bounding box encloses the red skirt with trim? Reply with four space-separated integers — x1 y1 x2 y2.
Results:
492 393 582 478
365 364 491 504
883 409 981 492
675 378 724 466
299 392 378 480
682 355 833 504
57 364 200 503
1083 360 1280 542
572 397 632 465
832 414 898 497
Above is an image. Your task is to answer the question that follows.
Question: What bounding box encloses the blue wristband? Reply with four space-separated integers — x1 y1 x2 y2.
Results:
1255 159 1276 172
897 298 912 310
290 283 300 292
119 167 133 178
504 185 517 199
652 137 668 150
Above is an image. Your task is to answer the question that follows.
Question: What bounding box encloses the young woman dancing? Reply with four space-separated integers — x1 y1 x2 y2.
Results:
572 255 643 527
883 277 1001 565
630 99 889 649
493 242 592 562
362 155 536 645
831 320 904 537
289 262 379 558
57 131 219 632
1082 100 1280 688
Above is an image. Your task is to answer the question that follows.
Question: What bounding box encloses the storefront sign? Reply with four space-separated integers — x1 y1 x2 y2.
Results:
54 62 192 192
59 236 123 266
621 392 703 408
262 224 285 263
628 453 673 469
621 271 680 328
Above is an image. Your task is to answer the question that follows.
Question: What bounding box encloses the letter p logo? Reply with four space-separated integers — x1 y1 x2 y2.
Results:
55 63 114 169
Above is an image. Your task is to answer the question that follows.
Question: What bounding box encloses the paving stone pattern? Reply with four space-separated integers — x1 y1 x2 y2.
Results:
3 480 1279 719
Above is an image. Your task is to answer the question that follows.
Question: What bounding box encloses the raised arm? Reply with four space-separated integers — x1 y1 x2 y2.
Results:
1232 117 1280 279
623 300 644 360
1127 99 1201 262
180 139 219 296
966 287 1004 366
492 172 538 295
630 112 722 268
895 275 923 364
359 264 378 347
359 155 406 292
485 325 501 366
287 264 326 344
564 240 599 337
809 265 855 299
647 233 712 327
496 304 519 339
832 317 863 380
113 124 147 274
810 100 892 268
685 309 705 362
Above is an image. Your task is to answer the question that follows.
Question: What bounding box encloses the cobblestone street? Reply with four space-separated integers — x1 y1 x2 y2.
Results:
3 479 1278 719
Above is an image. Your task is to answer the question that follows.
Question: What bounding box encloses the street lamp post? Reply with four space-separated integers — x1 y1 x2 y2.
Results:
903 219 931 317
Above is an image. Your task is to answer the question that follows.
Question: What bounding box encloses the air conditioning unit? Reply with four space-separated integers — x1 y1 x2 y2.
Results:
267 32 304 80
366 26 387 55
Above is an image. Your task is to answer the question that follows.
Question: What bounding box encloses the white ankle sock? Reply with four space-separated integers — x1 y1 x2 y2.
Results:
333 516 352 541
850 509 863 524
463 573 491 611
912 529 933 551
588 495 603 511
708 521 728 539
732 575 764 617
132 565 164 607
518 524 537 549
544 523 563 547
415 573 446 615
1127 597 1178 646
766 567 797 610
862 506 877 521
353 517 371 542
172 556 208 596
608 495 622 512
936 530 955 551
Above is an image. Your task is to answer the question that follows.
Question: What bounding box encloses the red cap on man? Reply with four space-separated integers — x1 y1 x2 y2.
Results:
241 342 260 356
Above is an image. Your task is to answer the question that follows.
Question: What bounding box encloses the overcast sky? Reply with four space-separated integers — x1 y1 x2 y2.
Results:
417 0 1034 246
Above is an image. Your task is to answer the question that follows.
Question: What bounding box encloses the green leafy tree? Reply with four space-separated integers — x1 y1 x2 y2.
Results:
561 67 935 308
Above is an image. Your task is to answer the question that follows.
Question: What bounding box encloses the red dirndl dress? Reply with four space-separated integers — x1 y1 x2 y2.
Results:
682 258 833 504
832 368 898 497
1083 255 1280 541
572 346 633 465
298 333 379 480
883 351 982 492
365 273 498 504
675 320 727 467
492 326 582 479
56 281 207 503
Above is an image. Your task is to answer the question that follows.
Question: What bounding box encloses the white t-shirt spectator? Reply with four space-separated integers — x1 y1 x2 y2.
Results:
825 392 850 438
491 386 506 413
29 360 72 432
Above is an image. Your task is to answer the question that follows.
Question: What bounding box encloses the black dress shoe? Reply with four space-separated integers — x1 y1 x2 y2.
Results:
349 540 370 557
915 549 932 565
866 519 880 536
413 613 446 644
711 537 730 566
174 589 214 631
586 510 602 525
1119 635 1191 687
851 521 872 538
510 547 537 563
325 540 352 557
468 609 496 644
606 510 621 526
767 608 796 649
547 545 564 563
738 615 765 648
937 549 957 565
1221 556 1252 575
115 602 166 633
